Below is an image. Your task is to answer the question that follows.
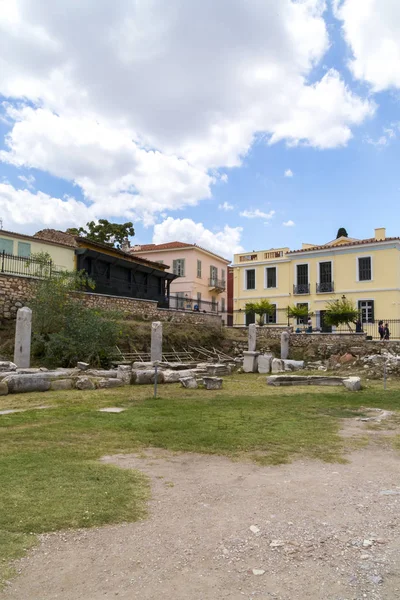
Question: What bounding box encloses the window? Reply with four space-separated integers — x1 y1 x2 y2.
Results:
265 251 283 259
17 242 31 258
211 296 217 312
176 291 185 309
266 267 277 288
246 310 255 326
196 292 202 309
297 264 308 285
245 269 256 290
221 268 226 282
0 238 13 255
210 265 218 281
358 257 372 281
173 259 185 277
358 300 374 323
296 303 308 325
319 262 332 283
221 297 226 312
197 260 202 278
265 304 277 324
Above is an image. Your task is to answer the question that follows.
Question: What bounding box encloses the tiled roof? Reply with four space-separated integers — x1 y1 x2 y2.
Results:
288 237 400 254
34 229 78 247
130 241 193 251
130 241 231 262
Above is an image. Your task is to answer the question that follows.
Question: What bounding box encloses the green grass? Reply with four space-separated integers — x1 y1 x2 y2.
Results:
1 373 400 584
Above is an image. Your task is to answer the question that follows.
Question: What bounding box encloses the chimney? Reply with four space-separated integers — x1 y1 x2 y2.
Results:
121 238 131 252
374 227 386 241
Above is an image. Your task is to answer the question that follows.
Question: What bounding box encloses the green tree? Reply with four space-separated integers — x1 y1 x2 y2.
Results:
67 219 135 249
30 271 121 368
336 227 348 238
323 297 359 331
245 299 275 326
288 305 310 321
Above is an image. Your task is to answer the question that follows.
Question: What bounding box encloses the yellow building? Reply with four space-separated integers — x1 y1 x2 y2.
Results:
0 229 76 273
233 228 400 330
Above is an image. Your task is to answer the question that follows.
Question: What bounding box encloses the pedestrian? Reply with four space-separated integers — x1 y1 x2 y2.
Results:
378 320 384 341
384 323 390 341
307 316 312 333
355 319 363 333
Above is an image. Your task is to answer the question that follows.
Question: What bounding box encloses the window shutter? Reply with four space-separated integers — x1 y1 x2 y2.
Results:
173 260 177 275
0 238 14 254
18 242 31 258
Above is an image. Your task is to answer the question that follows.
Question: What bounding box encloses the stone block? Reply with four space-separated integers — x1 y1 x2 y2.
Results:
75 377 96 390
86 370 118 378
97 378 125 389
3 374 51 394
343 377 361 391
14 307 32 368
50 379 74 391
162 369 198 383
283 360 305 372
243 351 259 373
257 354 273 374
179 377 198 389
271 358 284 373
203 377 223 390
206 364 232 376
151 321 163 363
267 375 346 387
77 362 90 371
0 361 17 372
248 323 257 352
0 381 8 395
134 370 165 385
281 331 290 360
117 365 133 384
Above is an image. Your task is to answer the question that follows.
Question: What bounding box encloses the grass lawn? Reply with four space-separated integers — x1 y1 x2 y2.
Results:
1 373 400 584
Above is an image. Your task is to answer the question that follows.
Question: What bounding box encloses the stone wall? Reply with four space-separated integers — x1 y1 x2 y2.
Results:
0 275 33 319
0 275 222 327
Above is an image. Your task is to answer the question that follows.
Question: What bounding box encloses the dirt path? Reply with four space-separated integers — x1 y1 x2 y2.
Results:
2 437 400 600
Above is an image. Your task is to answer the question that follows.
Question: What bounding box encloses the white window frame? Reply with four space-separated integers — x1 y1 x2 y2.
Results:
356 255 373 282
244 267 256 291
264 266 278 289
295 301 310 325
294 262 310 285
263 302 277 324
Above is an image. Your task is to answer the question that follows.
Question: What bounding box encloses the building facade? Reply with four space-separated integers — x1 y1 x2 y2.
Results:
232 228 400 329
129 242 230 318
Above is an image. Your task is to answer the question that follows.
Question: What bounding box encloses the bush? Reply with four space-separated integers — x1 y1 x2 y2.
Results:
30 272 121 368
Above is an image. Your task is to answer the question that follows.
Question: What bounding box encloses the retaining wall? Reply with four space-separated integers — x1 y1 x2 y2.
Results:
0 274 222 327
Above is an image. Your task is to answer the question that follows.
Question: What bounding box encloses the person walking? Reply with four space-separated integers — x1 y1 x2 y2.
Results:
307 316 312 333
378 320 384 341
384 323 390 341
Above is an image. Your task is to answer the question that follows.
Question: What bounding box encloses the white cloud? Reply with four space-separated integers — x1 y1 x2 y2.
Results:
364 123 399 147
17 173 36 189
0 183 92 233
153 217 243 257
0 0 375 231
335 0 400 92
283 220 295 227
218 201 234 211
284 169 294 177
240 209 275 220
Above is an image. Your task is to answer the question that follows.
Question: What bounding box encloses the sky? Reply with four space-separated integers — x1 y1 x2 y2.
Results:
0 0 400 259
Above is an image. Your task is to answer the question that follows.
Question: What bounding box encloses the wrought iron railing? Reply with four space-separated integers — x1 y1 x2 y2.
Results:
316 282 334 293
168 295 219 313
0 251 63 278
208 278 226 290
293 283 310 295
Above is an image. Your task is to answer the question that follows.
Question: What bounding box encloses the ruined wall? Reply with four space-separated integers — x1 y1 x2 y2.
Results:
0 275 33 319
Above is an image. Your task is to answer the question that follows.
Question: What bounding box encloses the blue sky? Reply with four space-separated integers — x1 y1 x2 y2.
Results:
0 0 399 257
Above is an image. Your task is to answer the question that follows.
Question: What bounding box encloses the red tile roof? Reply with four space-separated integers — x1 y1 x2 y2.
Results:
288 237 400 254
130 241 193 251
130 241 231 262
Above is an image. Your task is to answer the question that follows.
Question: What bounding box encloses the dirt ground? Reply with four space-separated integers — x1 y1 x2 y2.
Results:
2 419 400 600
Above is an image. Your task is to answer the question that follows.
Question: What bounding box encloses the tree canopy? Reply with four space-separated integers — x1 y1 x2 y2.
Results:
245 299 275 325
67 220 135 249
336 227 348 238
323 297 359 330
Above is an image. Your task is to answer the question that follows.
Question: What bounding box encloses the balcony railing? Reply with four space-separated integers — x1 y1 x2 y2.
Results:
293 283 310 295
208 278 226 291
0 251 63 279
316 281 334 293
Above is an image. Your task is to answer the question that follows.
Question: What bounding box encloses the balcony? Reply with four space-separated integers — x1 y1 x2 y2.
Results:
209 278 226 292
316 282 334 293
293 283 310 295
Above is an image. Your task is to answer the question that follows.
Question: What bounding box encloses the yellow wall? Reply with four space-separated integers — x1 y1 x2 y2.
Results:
0 232 75 271
233 242 400 325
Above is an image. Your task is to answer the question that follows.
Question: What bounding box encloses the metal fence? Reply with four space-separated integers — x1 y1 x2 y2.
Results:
168 295 219 313
335 319 400 340
0 251 63 278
